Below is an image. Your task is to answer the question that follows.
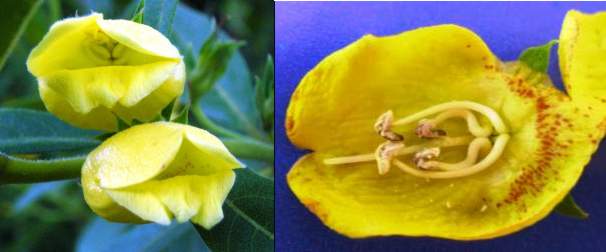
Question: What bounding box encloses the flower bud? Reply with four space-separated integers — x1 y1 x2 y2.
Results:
27 13 185 131
81 122 244 229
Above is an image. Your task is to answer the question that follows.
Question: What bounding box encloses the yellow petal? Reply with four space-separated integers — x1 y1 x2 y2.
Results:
106 172 235 228
286 25 500 153
93 123 184 189
112 61 185 123
97 19 181 59
43 61 179 114
27 13 104 77
286 23 606 239
39 80 117 131
81 157 146 223
559 10 606 128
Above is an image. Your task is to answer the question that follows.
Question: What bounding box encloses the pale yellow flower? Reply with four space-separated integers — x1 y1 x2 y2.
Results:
82 122 243 229
27 13 185 131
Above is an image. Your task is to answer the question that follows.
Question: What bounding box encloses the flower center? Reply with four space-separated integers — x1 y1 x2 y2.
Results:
85 29 127 65
323 101 510 179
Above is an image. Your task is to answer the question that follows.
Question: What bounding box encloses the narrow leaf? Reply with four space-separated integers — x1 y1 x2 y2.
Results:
131 0 145 23
161 98 176 121
555 193 588 219
0 0 43 70
195 169 274 252
172 104 189 124
255 55 274 131
519 40 557 73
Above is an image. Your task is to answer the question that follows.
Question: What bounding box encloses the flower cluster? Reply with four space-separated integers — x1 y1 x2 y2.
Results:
27 13 242 229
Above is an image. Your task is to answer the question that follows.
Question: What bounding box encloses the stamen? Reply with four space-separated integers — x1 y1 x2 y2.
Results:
375 141 404 174
392 134 509 179
419 137 491 171
374 110 404 141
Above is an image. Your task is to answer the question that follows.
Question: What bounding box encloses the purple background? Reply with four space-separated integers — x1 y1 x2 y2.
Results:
275 2 606 252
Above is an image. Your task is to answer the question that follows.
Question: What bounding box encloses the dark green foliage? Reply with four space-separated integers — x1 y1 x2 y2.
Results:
555 193 589 219
196 169 274 252
0 0 42 70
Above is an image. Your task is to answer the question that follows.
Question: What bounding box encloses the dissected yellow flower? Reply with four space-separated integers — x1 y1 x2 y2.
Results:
27 13 185 132
286 10 606 240
81 122 243 229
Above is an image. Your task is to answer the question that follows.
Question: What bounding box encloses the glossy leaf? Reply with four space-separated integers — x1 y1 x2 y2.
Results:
0 108 100 154
196 169 274 252
0 0 42 70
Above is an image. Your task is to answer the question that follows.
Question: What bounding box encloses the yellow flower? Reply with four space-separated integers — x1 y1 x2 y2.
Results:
286 10 606 240
27 13 185 132
81 122 243 229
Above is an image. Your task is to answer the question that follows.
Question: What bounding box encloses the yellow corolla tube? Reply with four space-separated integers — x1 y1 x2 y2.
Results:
286 10 606 240
81 122 244 229
27 13 185 131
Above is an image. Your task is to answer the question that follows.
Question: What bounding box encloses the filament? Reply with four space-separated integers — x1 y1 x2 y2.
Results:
392 134 509 179
393 101 507 134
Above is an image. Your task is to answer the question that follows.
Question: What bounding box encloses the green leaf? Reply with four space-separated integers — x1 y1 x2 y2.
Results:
142 0 178 36
555 193 588 219
195 169 274 252
189 22 245 100
0 108 100 154
160 98 176 121
76 218 208 252
519 40 557 73
173 4 266 140
172 103 189 124
0 0 43 71
255 55 274 131
131 0 145 23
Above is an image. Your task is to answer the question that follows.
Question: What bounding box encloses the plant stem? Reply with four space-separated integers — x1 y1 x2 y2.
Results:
222 138 274 161
190 102 274 162
190 102 244 139
0 154 84 184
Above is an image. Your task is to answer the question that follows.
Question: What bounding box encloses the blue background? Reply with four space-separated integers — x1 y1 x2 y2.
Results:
275 2 606 252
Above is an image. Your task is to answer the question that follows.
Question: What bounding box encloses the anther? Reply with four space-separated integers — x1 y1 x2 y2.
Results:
413 147 441 169
374 110 404 142
415 119 447 138
375 141 405 175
